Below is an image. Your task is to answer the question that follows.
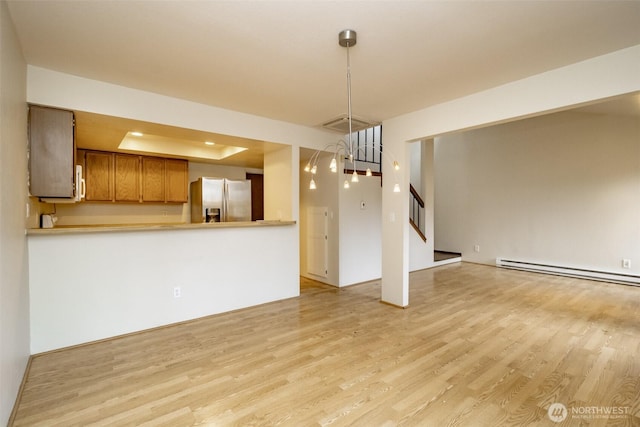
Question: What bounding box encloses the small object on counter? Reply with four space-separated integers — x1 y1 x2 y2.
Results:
40 214 57 228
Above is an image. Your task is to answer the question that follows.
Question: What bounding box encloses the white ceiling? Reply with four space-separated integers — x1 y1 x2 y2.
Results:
7 1 640 129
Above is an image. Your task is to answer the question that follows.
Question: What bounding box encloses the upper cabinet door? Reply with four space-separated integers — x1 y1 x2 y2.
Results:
29 106 75 198
114 154 140 202
165 159 188 203
84 151 113 201
141 157 165 202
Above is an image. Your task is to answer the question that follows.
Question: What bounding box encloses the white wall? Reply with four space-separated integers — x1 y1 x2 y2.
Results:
435 110 640 274
382 45 640 308
338 170 382 286
23 68 306 355
27 67 335 151
299 150 340 286
299 150 384 287
28 225 299 353
410 141 422 194
0 1 29 423
409 139 434 272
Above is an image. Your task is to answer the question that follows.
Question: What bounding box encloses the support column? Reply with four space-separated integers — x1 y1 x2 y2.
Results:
381 124 410 307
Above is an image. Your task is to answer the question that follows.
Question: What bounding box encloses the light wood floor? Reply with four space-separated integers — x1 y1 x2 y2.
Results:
11 263 640 426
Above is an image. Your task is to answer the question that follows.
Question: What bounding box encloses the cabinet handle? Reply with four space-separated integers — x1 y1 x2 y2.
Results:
80 178 86 200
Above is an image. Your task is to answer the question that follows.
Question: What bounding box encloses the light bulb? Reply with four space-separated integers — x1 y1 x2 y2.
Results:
343 180 350 189
309 178 316 190
365 168 372 177
329 157 337 172
393 161 400 171
304 163 311 172
351 170 359 183
311 165 317 174
393 183 401 193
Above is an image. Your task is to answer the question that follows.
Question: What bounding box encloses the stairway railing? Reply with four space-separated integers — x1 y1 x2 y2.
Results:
347 125 383 173
409 184 426 242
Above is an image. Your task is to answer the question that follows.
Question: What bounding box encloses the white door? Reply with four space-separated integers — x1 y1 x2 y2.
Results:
307 207 328 277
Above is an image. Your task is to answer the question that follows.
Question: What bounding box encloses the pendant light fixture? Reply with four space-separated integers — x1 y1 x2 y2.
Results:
304 30 400 193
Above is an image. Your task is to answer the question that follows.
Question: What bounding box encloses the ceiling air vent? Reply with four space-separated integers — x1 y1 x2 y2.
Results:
321 115 378 134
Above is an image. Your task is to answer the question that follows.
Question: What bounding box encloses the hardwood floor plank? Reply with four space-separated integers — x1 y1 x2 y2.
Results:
11 263 640 426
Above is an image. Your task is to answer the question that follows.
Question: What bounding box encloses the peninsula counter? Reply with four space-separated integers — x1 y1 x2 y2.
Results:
28 221 298 353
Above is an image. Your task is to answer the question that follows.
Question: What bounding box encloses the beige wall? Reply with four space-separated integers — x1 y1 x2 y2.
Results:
435 110 640 274
0 1 29 423
264 146 294 221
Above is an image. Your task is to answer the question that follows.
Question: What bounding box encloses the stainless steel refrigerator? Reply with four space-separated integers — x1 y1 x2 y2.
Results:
190 177 252 223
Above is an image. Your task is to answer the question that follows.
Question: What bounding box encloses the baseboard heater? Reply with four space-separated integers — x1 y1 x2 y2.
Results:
496 258 640 286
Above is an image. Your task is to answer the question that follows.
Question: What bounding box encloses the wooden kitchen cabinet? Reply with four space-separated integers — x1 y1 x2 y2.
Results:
114 154 140 202
29 105 76 198
81 150 187 203
165 159 188 203
141 157 165 202
84 151 113 201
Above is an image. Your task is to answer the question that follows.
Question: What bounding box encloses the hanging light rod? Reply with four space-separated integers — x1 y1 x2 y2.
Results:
341 29 355 162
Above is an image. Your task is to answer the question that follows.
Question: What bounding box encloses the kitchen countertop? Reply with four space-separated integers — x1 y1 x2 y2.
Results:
26 220 296 236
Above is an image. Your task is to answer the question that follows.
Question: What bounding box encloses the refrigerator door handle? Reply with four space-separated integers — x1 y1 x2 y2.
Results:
223 181 228 222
